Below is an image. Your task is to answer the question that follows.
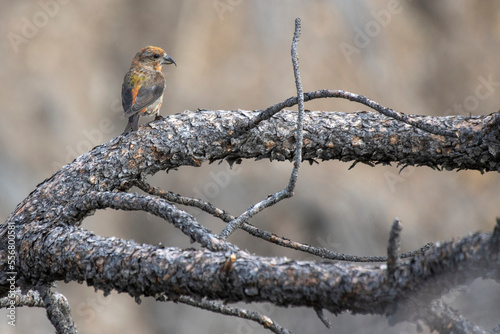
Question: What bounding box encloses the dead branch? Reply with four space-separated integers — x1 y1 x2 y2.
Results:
1 222 500 328
221 17 306 238
4 108 499 231
2 18 500 334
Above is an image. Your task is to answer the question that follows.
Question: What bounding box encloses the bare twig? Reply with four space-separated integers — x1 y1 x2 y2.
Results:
425 300 487 334
400 242 434 258
168 296 291 334
242 89 458 138
387 218 402 279
220 18 305 238
133 179 234 221
287 17 305 190
314 307 332 328
133 179 432 262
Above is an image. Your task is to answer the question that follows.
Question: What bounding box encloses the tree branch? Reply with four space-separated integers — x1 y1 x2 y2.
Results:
220 17 306 238
39 285 76 334
0 288 44 308
173 296 291 334
63 191 236 252
4 107 498 237
133 178 433 262
1 105 498 332
1 16 499 333
2 221 499 316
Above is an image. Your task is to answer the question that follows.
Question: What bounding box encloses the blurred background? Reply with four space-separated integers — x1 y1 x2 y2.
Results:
2 1 500 333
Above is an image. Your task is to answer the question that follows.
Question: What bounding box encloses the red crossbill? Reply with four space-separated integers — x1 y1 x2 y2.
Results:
122 46 176 134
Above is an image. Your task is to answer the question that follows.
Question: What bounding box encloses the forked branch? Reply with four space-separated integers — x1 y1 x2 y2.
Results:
1 17 500 334
220 18 306 238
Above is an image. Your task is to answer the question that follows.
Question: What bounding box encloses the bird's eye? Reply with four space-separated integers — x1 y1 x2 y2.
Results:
153 54 160 59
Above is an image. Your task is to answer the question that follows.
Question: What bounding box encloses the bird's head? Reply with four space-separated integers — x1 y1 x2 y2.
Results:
132 46 176 70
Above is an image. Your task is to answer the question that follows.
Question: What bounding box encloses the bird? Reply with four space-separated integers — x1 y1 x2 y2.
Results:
121 46 176 134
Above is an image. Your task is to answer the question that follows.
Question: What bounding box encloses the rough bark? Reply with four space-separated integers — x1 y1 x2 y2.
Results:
4 109 500 229
6 223 500 315
1 108 500 333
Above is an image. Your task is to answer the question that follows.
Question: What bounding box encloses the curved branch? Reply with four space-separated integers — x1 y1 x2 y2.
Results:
134 175 433 262
0 92 498 333
63 191 236 252
174 296 291 334
4 107 499 236
39 286 76 334
246 90 460 138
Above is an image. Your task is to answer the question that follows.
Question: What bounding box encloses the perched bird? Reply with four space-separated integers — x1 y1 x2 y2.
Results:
122 46 176 134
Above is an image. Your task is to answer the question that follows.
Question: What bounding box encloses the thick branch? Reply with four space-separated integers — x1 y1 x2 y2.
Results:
1 106 499 332
2 223 498 318
3 108 499 234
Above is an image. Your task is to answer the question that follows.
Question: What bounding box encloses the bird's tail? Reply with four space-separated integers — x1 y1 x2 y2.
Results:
123 115 139 134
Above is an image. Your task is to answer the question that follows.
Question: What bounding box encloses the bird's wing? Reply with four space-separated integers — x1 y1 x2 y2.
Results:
122 81 165 118
121 82 134 115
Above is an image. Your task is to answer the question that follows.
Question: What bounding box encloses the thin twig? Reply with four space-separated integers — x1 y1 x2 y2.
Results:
133 179 432 262
167 296 292 334
240 89 458 138
287 17 305 190
314 307 332 328
387 218 402 279
220 18 305 239
133 179 234 221
426 300 487 334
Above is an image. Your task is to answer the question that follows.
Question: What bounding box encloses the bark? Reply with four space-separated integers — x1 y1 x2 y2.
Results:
7 223 500 315
4 109 500 228
1 108 500 333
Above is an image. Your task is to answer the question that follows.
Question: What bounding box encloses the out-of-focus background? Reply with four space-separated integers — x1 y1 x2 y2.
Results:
2 1 500 333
